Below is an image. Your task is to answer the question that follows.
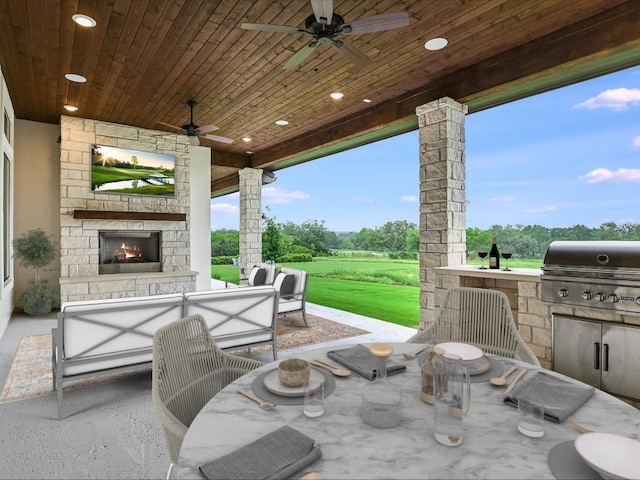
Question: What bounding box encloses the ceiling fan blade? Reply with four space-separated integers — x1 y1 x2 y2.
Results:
343 11 409 34
157 121 184 132
333 40 373 67
201 133 234 144
188 136 200 146
283 42 318 69
241 23 303 34
311 0 333 25
197 124 219 134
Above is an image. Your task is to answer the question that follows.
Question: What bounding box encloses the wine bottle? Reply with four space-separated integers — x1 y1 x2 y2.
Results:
489 236 500 269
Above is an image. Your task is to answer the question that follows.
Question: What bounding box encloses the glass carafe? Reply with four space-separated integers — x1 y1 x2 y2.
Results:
360 343 403 428
433 352 471 446
420 345 443 404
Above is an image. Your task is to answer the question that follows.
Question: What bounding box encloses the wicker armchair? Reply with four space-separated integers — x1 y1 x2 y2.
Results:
152 314 264 478
407 287 540 366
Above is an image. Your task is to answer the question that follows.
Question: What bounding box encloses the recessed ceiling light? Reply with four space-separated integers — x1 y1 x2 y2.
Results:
63 105 79 112
65 73 87 83
242 137 252 142
330 92 344 100
72 14 97 27
425 37 448 51
363 98 372 103
275 120 288 126
246 151 254 155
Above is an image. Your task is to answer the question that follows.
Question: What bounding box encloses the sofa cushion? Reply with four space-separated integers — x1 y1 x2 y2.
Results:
248 266 267 286
279 274 296 299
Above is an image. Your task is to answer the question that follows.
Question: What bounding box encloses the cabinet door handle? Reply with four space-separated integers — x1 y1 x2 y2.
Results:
594 342 600 370
603 343 609 372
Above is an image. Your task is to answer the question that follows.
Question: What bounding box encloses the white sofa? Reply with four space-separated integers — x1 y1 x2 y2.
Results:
273 267 309 327
53 286 278 419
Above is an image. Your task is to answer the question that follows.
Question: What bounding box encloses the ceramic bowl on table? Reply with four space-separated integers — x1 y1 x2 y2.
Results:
574 432 640 480
277 358 311 387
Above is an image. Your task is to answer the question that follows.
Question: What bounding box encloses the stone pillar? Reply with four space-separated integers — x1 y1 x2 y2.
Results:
238 168 263 284
416 97 468 329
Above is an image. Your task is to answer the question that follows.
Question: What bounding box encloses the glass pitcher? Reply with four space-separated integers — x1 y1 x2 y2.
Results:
432 352 471 446
360 343 403 428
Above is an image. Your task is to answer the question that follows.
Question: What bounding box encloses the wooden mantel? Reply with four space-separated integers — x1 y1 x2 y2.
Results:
73 210 187 221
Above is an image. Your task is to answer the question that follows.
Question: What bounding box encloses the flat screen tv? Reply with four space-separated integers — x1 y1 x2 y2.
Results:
91 144 175 197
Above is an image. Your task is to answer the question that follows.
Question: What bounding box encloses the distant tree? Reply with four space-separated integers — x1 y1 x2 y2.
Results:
279 219 330 256
353 228 374 250
406 228 419 253
262 211 282 262
369 220 417 252
210 229 239 257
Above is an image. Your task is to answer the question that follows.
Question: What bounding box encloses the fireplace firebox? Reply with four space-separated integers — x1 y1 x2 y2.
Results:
99 230 161 274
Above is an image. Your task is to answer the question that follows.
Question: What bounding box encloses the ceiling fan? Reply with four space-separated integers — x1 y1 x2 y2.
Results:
157 100 233 146
241 0 409 69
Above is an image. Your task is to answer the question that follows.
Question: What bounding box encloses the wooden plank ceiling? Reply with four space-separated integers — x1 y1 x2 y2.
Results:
1 0 639 197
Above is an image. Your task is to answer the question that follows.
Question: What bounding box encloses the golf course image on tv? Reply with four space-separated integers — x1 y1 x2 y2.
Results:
91 144 175 196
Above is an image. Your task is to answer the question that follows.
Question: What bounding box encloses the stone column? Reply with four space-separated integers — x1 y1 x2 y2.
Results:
416 97 468 329
238 168 263 284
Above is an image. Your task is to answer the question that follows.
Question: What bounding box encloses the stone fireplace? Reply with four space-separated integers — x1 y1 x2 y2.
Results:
58 116 197 303
99 230 161 274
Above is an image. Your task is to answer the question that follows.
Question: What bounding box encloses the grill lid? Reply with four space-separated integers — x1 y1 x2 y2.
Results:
543 241 640 270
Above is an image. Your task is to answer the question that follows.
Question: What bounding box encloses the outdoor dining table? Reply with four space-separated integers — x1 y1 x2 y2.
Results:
177 342 640 479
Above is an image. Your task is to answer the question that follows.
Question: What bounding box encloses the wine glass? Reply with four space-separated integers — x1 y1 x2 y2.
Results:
502 252 512 271
478 251 488 269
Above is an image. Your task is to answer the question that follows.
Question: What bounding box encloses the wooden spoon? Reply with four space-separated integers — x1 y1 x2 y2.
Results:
568 416 593 434
312 358 352 377
237 388 277 410
489 365 518 386
403 344 430 360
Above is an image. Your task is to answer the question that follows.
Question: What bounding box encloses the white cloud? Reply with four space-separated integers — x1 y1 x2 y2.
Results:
633 136 640 148
574 88 640 110
210 203 239 215
400 195 418 202
523 206 555 214
262 186 310 204
488 196 515 203
579 168 640 183
352 195 374 203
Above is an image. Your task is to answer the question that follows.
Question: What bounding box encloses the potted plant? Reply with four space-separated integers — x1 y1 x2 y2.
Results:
13 228 60 315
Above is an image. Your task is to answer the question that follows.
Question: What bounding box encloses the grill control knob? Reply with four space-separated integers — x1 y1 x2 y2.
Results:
595 293 607 302
582 291 593 300
608 294 620 303
558 289 569 298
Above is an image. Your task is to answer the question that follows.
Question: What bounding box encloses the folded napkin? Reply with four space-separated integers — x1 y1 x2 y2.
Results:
327 344 406 381
504 371 595 423
199 425 322 480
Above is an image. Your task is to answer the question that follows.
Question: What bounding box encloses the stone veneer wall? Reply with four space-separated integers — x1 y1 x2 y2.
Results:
58 116 196 303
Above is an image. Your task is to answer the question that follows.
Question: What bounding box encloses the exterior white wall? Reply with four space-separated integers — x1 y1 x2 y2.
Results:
190 146 212 290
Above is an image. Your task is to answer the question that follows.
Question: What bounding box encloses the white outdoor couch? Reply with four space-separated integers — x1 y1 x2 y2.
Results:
53 286 278 419
273 267 309 327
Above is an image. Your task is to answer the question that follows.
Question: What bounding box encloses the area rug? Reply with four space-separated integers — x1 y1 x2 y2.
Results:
0 312 368 405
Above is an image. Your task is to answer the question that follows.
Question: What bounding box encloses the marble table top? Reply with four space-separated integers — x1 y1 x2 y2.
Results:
177 343 640 479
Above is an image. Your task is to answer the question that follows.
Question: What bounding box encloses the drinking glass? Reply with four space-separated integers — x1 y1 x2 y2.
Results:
502 252 512 271
303 379 325 418
517 398 544 437
478 251 488 270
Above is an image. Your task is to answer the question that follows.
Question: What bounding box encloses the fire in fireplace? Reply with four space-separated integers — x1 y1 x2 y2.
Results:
99 230 161 274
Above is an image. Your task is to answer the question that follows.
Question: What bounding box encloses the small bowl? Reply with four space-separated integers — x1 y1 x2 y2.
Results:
278 358 310 387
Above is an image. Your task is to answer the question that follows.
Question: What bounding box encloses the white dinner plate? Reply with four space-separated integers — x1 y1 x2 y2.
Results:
263 368 325 397
435 342 484 362
574 432 640 480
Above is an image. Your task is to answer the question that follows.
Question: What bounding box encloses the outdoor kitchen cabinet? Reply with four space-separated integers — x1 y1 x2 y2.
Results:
553 315 640 401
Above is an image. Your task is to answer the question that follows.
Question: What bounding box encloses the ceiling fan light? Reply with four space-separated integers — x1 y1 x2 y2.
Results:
63 104 79 112
363 98 372 103
425 37 448 51
275 120 289 126
242 137 252 142
72 14 97 27
65 73 87 83
330 92 344 100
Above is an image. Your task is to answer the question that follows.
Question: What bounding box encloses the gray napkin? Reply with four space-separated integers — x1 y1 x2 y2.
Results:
199 425 322 480
504 371 595 423
327 344 406 381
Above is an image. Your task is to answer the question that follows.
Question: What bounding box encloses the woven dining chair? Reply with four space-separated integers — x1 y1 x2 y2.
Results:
152 314 264 479
406 287 540 366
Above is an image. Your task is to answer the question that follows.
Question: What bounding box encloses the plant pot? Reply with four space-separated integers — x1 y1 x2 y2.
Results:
23 298 53 316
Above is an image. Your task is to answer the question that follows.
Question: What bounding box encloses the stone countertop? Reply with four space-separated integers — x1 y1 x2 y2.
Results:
177 343 640 479
435 265 542 282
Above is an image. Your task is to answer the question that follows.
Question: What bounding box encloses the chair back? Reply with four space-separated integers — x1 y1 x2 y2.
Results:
408 287 540 366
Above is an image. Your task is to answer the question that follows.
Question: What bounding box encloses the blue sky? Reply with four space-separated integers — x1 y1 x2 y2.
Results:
211 66 640 232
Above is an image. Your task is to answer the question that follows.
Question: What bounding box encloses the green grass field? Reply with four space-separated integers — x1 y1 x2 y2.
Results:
212 255 543 329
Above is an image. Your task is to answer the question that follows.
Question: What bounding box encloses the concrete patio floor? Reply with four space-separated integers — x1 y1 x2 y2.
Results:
0 294 416 479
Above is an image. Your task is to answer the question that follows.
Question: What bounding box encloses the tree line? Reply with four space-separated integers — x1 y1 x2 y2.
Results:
211 220 640 262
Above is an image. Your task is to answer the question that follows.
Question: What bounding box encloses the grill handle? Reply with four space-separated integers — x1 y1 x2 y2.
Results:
594 342 600 370
603 343 609 372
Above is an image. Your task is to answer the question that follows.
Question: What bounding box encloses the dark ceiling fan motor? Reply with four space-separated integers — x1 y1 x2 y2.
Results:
182 100 200 137
304 12 348 40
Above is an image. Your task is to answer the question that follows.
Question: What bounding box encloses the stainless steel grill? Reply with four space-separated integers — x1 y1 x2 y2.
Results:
541 240 640 315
